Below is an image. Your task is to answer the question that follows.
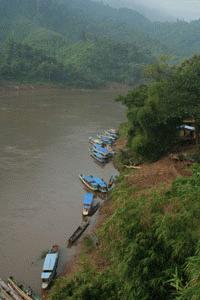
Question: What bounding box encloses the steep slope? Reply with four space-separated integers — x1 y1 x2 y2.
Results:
0 0 164 53
0 0 156 86
0 40 67 83
1 0 200 58
147 20 200 57
59 39 154 86
0 0 200 87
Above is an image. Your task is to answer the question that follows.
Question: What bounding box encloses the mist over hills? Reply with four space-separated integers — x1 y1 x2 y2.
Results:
0 0 200 86
94 0 200 21
93 0 175 21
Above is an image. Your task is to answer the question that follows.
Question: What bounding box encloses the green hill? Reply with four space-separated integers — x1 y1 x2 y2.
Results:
146 20 200 58
0 40 67 83
0 0 160 86
0 0 200 86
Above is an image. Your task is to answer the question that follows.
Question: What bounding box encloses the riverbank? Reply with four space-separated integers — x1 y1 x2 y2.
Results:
0 81 130 94
48 135 199 299
0 81 60 93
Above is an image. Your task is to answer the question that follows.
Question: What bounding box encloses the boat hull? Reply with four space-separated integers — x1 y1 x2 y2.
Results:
41 246 59 290
79 174 108 193
79 174 98 191
89 151 108 164
67 220 89 247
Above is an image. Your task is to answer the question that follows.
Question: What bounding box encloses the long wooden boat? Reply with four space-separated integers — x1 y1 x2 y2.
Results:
103 132 117 141
97 135 114 144
79 174 108 193
89 137 104 147
0 278 22 300
41 245 59 290
91 144 113 158
7 278 40 300
0 287 15 300
79 174 98 192
89 149 108 164
82 193 94 216
90 202 100 216
67 220 89 248
107 128 118 135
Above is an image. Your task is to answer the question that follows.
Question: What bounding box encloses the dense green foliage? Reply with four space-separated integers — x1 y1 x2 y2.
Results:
0 0 200 86
50 165 200 299
147 20 200 58
0 40 67 82
59 39 152 86
118 55 200 161
0 0 156 86
0 38 151 87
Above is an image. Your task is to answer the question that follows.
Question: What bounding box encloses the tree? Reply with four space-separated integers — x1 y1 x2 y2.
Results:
118 56 200 161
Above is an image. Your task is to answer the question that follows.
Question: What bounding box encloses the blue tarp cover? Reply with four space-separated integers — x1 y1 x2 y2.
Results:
93 177 107 187
100 137 112 144
83 175 107 188
89 137 102 144
101 136 112 141
83 193 94 205
94 144 109 153
92 150 106 158
42 253 58 272
41 272 51 279
84 175 96 182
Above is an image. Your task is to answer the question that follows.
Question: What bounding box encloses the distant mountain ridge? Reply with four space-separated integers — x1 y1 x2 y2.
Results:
92 0 175 21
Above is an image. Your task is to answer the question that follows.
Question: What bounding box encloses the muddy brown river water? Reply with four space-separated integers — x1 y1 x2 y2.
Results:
0 88 126 292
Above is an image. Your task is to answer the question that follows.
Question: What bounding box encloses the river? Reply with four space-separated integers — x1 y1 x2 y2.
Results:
0 87 126 292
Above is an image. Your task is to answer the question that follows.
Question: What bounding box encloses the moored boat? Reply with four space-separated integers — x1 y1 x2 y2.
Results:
41 245 59 290
7 277 40 300
67 220 89 247
82 193 94 216
79 174 108 193
89 137 104 147
79 174 98 191
103 131 118 140
0 278 22 300
92 144 114 157
97 135 114 145
89 149 108 164
0 287 15 300
107 128 118 135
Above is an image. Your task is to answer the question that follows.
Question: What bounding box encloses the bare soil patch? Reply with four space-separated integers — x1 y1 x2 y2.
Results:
115 137 127 151
127 157 191 189
126 156 192 190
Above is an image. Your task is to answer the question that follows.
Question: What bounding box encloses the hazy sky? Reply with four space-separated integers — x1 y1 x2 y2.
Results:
138 0 200 20
100 0 200 20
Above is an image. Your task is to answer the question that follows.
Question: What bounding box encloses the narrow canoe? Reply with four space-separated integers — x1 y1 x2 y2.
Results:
79 174 98 191
7 278 40 300
0 278 22 300
67 220 89 247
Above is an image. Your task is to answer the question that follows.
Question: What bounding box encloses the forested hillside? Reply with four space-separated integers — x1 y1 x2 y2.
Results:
147 20 200 58
49 54 200 300
0 0 156 86
0 40 68 83
0 0 200 86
